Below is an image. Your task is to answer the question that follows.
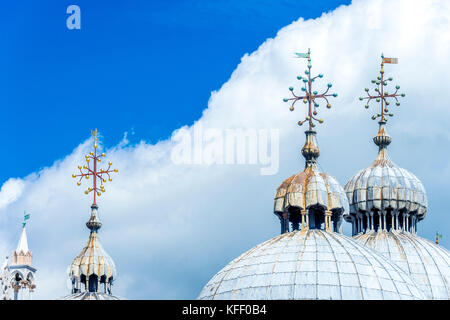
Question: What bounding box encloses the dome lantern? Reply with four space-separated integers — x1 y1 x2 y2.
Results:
276 48 348 234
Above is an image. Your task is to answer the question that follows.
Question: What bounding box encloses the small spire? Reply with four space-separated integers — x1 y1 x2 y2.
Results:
283 48 337 167
359 53 405 162
436 232 443 245
16 226 30 253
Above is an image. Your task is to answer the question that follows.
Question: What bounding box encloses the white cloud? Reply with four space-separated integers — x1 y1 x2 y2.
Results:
1 0 449 299
0 178 25 211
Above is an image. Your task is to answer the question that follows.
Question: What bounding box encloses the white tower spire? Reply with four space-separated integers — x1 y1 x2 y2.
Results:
9 213 36 300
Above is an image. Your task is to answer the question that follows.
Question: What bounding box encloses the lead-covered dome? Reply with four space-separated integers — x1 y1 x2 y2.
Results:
274 131 349 234
344 121 427 234
62 205 118 299
198 229 425 300
355 231 450 299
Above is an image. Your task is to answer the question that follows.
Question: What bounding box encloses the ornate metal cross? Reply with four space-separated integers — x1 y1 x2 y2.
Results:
283 48 338 130
72 129 118 206
359 54 405 122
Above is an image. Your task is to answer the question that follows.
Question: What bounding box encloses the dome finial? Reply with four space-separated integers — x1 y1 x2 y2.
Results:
284 48 337 130
72 129 119 207
283 48 338 165
359 54 405 125
359 54 404 159
86 204 102 232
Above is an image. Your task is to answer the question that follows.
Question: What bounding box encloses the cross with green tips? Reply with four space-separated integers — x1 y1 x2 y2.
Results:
283 48 338 130
359 53 405 122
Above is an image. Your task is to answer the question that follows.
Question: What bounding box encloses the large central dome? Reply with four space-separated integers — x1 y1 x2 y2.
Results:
198 229 425 300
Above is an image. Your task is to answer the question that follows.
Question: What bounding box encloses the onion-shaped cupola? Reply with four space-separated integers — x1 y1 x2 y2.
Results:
68 205 117 296
275 49 348 234
62 129 121 300
344 55 427 235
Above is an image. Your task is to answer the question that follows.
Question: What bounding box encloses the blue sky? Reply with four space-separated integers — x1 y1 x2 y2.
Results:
0 0 348 184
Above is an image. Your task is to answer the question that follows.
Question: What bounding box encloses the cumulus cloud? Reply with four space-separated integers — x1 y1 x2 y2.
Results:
0 178 25 211
1 0 449 299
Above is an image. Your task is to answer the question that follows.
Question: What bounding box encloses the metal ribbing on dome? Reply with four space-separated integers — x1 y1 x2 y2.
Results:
67 205 117 297
198 230 425 300
354 231 450 299
344 121 427 236
274 130 349 234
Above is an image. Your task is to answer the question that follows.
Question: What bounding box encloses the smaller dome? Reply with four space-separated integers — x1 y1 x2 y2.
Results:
69 231 116 281
274 169 349 215
274 130 348 234
345 158 427 219
67 205 117 297
344 121 427 235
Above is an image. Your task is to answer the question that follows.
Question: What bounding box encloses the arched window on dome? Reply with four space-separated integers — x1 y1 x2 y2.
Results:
88 274 98 292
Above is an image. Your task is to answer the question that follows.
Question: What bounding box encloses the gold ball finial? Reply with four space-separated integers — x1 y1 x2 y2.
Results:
101 153 106 157
72 174 76 178
113 169 118 173
77 182 81 186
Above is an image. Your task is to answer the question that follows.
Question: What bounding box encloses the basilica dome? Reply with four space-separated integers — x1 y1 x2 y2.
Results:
61 205 119 300
344 58 449 300
344 121 427 232
344 121 449 299
274 131 348 234
198 229 425 300
198 52 428 301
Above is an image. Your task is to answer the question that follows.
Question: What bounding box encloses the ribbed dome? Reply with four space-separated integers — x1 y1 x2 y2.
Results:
69 231 116 280
274 131 349 234
354 231 450 299
274 168 349 216
198 230 425 300
61 292 121 300
65 205 118 298
344 121 427 235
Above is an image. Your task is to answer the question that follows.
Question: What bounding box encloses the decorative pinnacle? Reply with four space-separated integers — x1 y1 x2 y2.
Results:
359 53 405 122
86 204 102 232
283 48 338 131
72 129 119 206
